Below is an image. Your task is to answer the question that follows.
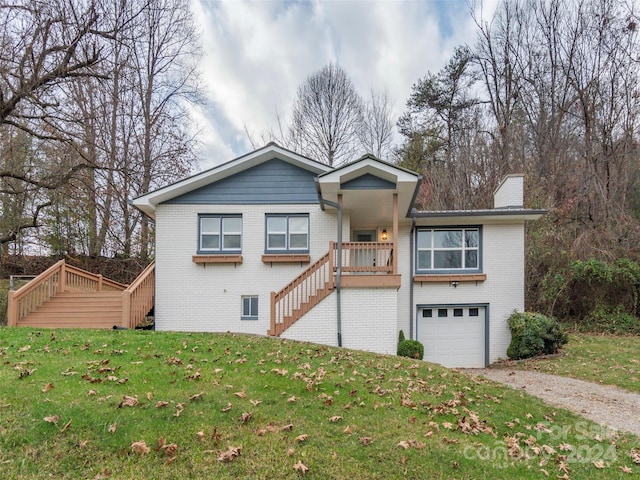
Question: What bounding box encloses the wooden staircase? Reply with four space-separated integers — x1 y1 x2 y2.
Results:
7 260 155 330
17 291 124 329
269 248 335 336
268 241 396 337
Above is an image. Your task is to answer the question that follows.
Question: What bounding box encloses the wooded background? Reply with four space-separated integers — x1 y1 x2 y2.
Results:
2 0 639 325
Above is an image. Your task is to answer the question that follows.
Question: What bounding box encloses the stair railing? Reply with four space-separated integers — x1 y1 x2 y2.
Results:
121 261 155 329
7 260 65 326
269 245 334 336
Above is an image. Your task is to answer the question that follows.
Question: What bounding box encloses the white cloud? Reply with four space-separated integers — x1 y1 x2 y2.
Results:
190 0 499 169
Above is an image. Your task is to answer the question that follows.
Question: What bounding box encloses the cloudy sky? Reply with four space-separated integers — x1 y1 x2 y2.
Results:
189 0 499 169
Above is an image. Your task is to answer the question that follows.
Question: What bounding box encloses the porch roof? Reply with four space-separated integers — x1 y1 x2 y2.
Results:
316 154 422 222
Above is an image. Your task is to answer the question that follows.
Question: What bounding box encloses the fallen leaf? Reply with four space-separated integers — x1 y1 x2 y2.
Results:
329 415 343 423
287 448 295 456
234 391 247 399
108 422 117 433
398 440 410 449
131 441 150 455
343 425 353 434
42 383 54 393
155 401 169 408
118 395 138 408
593 460 605 469
294 434 308 443
44 415 60 423
190 391 204 401
146 392 153 401
293 460 309 474
60 419 72 432
239 412 253 424
287 395 297 403
221 402 233 412
281 424 294 431
359 436 372 446
619 466 633 474
250 399 262 407
18 345 31 352
217 445 242 462
160 443 178 457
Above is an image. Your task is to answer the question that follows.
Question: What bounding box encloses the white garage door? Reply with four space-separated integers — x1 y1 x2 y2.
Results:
417 306 485 368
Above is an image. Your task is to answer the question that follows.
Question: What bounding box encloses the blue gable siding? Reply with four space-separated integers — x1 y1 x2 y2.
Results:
341 173 396 190
165 158 320 205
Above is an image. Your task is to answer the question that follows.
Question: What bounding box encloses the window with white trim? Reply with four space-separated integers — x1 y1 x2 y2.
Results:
265 214 309 252
241 295 258 320
198 215 242 253
416 227 480 273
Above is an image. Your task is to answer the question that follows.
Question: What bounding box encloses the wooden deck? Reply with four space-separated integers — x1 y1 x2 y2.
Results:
7 260 155 329
17 291 125 329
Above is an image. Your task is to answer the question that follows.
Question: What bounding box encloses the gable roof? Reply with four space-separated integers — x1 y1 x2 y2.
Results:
131 143 330 219
316 154 422 218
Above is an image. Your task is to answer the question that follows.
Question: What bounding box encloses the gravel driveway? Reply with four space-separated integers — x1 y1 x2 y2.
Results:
463 369 640 437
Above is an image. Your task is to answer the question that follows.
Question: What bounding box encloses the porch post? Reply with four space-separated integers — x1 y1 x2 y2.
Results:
393 193 398 274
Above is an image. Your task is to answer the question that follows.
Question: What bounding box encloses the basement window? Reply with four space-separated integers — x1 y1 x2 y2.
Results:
241 296 258 320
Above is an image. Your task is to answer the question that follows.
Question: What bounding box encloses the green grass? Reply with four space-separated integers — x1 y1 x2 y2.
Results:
501 334 640 394
0 328 638 479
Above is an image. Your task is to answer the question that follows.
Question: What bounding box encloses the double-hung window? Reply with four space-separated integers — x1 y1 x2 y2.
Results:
265 214 309 253
416 227 480 273
198 215 242 253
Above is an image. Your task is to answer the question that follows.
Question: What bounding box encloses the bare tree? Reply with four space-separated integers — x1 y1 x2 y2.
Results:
359 89 394 160
289 63 364 166
0 0 105 250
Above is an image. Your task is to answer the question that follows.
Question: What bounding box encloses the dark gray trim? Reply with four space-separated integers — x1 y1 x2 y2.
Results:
415 303 490 367
414 226 483 275
406 174 423 218
264 213 310 254
197 214 242 254
241 295 259 320
341 173 396 190
412 208 547 218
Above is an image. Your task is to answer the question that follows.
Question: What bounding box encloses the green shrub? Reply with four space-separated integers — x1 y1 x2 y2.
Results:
582 305 640 335
507 311 568 360
397 329 406 353
397 339 424 359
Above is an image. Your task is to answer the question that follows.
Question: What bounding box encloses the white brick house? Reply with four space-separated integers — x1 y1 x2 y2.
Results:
132 143 544 367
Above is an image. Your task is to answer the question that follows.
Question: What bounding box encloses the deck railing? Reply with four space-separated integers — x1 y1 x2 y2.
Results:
122 261 155 329
7 260 64 326
333 242 394 273
65 264 127 292
6 260 150 328
269 249 334 336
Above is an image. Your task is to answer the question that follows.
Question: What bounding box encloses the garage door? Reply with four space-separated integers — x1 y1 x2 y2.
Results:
417 306 485 368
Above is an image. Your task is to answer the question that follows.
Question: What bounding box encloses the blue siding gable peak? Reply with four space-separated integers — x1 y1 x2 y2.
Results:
165 158 320 205
341 173 396 190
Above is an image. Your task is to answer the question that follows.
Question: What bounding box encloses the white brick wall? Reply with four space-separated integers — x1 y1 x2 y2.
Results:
494 175 524 208
412 223 525 363
155 203 349 334
155 202 525 364
282 287 397 355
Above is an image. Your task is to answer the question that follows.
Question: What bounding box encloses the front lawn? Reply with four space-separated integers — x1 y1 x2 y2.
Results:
502 334 640 394
0 328 638 479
